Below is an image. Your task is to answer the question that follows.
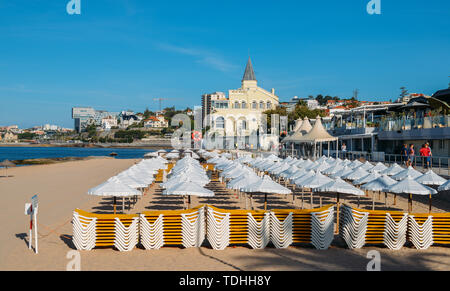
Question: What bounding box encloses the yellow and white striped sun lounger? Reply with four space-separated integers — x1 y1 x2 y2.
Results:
140 206 205 249
408 212 450 250
339 205 408 250
72 209 139 251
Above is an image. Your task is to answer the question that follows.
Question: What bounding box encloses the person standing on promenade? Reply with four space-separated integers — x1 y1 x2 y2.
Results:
420 143 432 169
342 143 347 159
401 144 409 166
408 144 415 167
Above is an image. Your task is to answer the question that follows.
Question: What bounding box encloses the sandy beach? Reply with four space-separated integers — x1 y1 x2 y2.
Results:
1 158 450 271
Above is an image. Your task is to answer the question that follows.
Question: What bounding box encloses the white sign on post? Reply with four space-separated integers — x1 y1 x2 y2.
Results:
25 195 39 254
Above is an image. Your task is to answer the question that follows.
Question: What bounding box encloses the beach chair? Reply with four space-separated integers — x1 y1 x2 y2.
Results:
140 206 205 249
407 212 450 250
271 205 335 250
206 206 269 250
339 205 408 250
269 212 293 249
114 216 139 252
72 210 97 251
339 205 368 249
408 215 433 250
72 209 139 251
140 214 164 250
206 207 230 250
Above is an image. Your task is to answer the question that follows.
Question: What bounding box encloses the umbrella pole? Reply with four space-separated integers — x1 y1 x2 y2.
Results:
188 195 191 209
358 196 360 208
320 195 322 208
372 194 375 211
264 193 267 211
385 193 387 208
245 193 248 210
429 195 432 214
122 197 125 214
250 194 253 210
394 194 397 206
310 191 313 209
408 194 412 213
113 197 117 214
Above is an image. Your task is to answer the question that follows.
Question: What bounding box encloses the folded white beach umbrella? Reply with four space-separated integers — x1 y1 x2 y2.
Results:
359 161 374 171
88 180 141 214
163 181 214 209
161 175 208 189
438 180 450 192
341 167 369 181
353 172 381 186
279 165 299 179
271 163 291 176
227 173 261 190
322 163 344 175
361 175 397 192
296 171 333 189
315 177 364 196
391 166 423 181
241 175 292 194
109 175 148 189
88 180 142 197
360 174 398 210
370 162 388 173
415 170 447 186
381 163 404 176
241 175 291 210
163 181 214 197
309 162 333 173
349 160 363 169
330 166 354 179
385 176 438 212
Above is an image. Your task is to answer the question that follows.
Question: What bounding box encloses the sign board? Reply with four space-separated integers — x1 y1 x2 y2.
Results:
31 195 38 212
25 195 39 254
25 203 32 215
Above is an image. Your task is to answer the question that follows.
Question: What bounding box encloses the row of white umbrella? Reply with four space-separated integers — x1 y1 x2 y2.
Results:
88 157 168 213
160 156 214 209
207 154 292 210
220 153 448 213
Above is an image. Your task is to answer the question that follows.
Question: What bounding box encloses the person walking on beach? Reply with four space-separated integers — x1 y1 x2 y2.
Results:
401 144 408 166
408 144 415 167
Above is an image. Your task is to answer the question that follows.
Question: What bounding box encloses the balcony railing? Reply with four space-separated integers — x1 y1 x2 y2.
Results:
379 115 450 132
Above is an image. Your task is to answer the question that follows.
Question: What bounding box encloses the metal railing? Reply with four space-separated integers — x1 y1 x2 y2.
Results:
280 149 450 177
379 115 450 132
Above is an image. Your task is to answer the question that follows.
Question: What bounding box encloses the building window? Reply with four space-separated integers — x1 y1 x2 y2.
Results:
234 101 240 109
215 117 225 129
252 101 257 109
238 120 247 131
259 101 265 109
267 101 272 109
242 101 247 109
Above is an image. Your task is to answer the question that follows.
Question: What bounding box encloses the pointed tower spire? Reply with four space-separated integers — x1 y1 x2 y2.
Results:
242 57 256 81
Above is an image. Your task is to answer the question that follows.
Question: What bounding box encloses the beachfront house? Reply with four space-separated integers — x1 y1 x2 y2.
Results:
101 116 118 131
144 115 168 128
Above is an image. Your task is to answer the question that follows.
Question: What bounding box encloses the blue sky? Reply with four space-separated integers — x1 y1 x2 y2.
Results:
0 0 449 128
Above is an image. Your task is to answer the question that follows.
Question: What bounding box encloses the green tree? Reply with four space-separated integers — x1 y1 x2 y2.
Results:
143 108 153 119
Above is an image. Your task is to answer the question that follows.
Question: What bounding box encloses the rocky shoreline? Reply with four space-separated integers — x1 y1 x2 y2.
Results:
11 156 114 166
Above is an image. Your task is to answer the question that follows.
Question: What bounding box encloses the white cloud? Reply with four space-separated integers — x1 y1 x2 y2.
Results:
155 42 237 72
